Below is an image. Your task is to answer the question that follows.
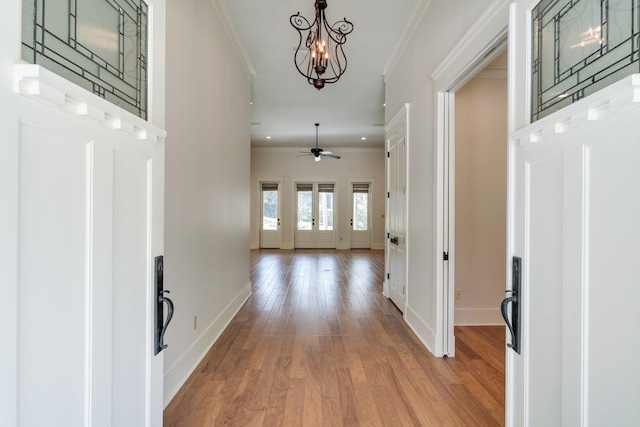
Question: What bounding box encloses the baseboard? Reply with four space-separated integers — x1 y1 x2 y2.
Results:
372 243 385 250
454 308 503 326
163 281 252 407
249 241 258 249
404 304 437 355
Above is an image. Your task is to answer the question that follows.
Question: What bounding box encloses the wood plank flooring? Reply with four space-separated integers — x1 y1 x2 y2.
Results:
164 249 505 426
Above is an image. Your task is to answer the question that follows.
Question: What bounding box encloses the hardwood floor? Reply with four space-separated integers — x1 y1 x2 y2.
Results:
164 249 505 426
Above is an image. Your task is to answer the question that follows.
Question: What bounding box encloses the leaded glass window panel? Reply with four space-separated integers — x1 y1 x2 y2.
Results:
532 0 640 122
22 0 149 120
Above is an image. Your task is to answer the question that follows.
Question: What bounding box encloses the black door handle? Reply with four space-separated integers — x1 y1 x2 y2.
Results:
158 290 174 353
501 256 522 354
154 256 175 355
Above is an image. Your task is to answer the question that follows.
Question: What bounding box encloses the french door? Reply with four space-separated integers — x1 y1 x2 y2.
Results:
259 182 281 248
350 183 371 248
294 183 336 248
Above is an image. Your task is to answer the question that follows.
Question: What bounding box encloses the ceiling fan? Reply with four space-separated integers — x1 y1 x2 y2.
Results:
299 123 341 162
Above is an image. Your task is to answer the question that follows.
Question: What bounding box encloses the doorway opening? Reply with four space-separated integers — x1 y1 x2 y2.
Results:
435 33 508 357
453 50 508 329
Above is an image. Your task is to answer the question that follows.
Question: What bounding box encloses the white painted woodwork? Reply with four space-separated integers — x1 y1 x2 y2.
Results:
259 182 282 248
14 64 165 426
508 1 640 423
385 105 409 312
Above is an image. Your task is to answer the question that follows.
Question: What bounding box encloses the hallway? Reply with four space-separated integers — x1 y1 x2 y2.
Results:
164 250 505 426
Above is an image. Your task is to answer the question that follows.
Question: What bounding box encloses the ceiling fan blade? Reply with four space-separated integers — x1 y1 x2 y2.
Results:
294 153 312 157
322 153 341 159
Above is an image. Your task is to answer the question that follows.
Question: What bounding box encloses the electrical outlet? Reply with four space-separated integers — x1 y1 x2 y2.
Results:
455 289 462 299
193 315 198 330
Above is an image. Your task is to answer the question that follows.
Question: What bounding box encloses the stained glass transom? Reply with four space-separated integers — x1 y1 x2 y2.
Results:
532 0 640 121
22 0 149 120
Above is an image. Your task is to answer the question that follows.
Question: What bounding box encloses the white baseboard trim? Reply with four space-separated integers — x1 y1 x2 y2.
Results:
249 242 259 249
163 281 252 407
454 308 504 326
404 304 437 355
372 243 385 250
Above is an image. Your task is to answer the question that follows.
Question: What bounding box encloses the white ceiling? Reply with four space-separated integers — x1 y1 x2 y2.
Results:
223 0 423 149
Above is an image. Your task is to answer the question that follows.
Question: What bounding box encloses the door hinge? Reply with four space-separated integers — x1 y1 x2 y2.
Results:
387 192 390 198
443 252 449 261
387 151 390 158
387 232 390 239
387 273 390 280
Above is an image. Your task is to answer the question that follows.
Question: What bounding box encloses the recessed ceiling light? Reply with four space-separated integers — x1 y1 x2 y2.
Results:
383 103 386 107
266 136 272 140
361 137 366 140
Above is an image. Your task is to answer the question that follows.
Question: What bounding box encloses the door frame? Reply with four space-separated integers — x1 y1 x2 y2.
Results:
431 1 510 357
349 178 374 249
384 104 409 306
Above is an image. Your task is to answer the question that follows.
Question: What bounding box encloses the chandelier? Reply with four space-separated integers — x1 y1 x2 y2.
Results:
290 0 354 90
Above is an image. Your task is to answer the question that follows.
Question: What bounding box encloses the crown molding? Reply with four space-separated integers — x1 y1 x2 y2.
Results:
383 0 432 82
210 0 256 80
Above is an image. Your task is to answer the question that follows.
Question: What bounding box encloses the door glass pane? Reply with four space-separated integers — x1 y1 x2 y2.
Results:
531 0 640 122
297 188 312 230
262 189 278 231
21 0 149 119
318 191 334 230
353 192 368 231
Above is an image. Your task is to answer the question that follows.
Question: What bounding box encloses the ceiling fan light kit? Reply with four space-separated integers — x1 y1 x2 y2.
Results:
300 123 341 162
290 0 354 90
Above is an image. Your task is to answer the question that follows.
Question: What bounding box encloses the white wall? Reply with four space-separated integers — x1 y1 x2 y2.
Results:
454 53 507 325
250 147 385 249
163 0 252 406
384 0 503 350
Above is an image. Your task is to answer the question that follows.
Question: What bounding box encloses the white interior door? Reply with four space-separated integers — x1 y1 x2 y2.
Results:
508 1 640 424
260 182 281 248
14 68 165 426
386 109 407 312
350 182 371 248
294 182 336 248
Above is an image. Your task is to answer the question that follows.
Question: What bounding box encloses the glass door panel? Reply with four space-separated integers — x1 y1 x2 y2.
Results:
351 183 371 248
260 182 281 248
